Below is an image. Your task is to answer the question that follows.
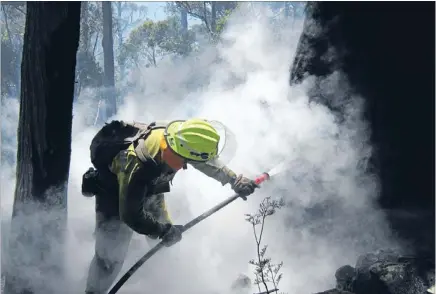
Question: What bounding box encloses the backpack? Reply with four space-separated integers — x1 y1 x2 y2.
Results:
90 120 165 171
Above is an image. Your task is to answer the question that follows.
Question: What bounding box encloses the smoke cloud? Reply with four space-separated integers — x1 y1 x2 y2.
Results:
1 4 402 294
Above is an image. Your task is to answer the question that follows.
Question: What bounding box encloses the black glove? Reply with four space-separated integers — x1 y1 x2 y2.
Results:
81 167 100 197
231 174 259 200
160 224 184 247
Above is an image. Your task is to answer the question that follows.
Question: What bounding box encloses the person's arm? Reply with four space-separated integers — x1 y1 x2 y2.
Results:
111 145 168 237
189 157 237 186
190 157 259 198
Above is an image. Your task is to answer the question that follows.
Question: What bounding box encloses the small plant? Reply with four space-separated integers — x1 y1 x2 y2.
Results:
245 196 286 294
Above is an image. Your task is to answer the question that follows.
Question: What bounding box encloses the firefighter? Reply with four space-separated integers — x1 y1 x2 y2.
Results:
82 118 258 293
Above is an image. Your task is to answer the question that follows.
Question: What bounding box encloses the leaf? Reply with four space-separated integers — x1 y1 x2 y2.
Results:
248 259 257 265
274 261 283 274
266 208 276 216
260 245 268 257
276 273 283 284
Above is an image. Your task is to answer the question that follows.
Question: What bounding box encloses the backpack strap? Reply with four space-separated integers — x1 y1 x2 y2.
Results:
133 121 167 164
135 139 153 163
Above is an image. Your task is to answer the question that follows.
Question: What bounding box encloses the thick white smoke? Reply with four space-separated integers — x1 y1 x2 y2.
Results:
1 4 401 294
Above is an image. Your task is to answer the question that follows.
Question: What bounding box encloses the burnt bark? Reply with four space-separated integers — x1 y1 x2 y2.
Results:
290 2 435 258
4 2 80 294
102 1 116 120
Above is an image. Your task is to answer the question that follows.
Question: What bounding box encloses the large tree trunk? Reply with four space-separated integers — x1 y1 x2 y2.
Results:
290 2 435 258
102 1 116 121
3 2 80 294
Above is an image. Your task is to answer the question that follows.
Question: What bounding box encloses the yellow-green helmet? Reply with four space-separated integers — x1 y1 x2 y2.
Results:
164 118 220 162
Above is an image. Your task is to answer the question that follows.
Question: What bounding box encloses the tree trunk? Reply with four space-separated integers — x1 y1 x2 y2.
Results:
1 4 22 97
80 1 89 52
180 5 188 32
3 2 80 294
115 1 125 79
290 2 435 259
283 2 290 18
102 1 116 121
179 5 189 56
75 1 89 98
211 1 216 33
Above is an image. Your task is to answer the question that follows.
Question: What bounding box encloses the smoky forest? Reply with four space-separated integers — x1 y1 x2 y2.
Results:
0 2 434 294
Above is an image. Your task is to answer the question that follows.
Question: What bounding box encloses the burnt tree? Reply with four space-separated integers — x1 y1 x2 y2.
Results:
101 1 117 121
291 3 435 258
4 2 80 294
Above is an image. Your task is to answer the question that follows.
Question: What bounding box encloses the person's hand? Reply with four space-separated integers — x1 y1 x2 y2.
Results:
81 167 100 197
160 224 184 247
231 174 259 200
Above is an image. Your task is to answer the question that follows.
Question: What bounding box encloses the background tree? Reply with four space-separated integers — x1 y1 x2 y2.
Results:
101 1 117 121
0 3 26 184
75 1 104 98
112 1 147 80
1 2 25 98
172 1 238 40
3 2 81 293
180 4 188 32
120 17 195 68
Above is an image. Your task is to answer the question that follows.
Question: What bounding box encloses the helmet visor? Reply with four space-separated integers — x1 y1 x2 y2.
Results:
209 120 237 166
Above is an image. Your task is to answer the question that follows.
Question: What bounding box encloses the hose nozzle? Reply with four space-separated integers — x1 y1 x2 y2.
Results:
254 173 270 185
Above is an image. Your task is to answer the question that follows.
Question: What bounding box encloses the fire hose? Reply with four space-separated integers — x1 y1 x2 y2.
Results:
107 165 285 294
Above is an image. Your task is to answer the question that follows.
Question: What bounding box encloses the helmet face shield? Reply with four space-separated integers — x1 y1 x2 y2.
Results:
209 120 237 166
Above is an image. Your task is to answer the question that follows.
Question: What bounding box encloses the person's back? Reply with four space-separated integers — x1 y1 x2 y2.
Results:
82 118 259 294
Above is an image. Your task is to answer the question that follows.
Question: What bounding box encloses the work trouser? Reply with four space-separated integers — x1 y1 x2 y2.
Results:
85 191 171 294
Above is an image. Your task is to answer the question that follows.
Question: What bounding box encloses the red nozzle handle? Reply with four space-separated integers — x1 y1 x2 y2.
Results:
254 173 270 185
